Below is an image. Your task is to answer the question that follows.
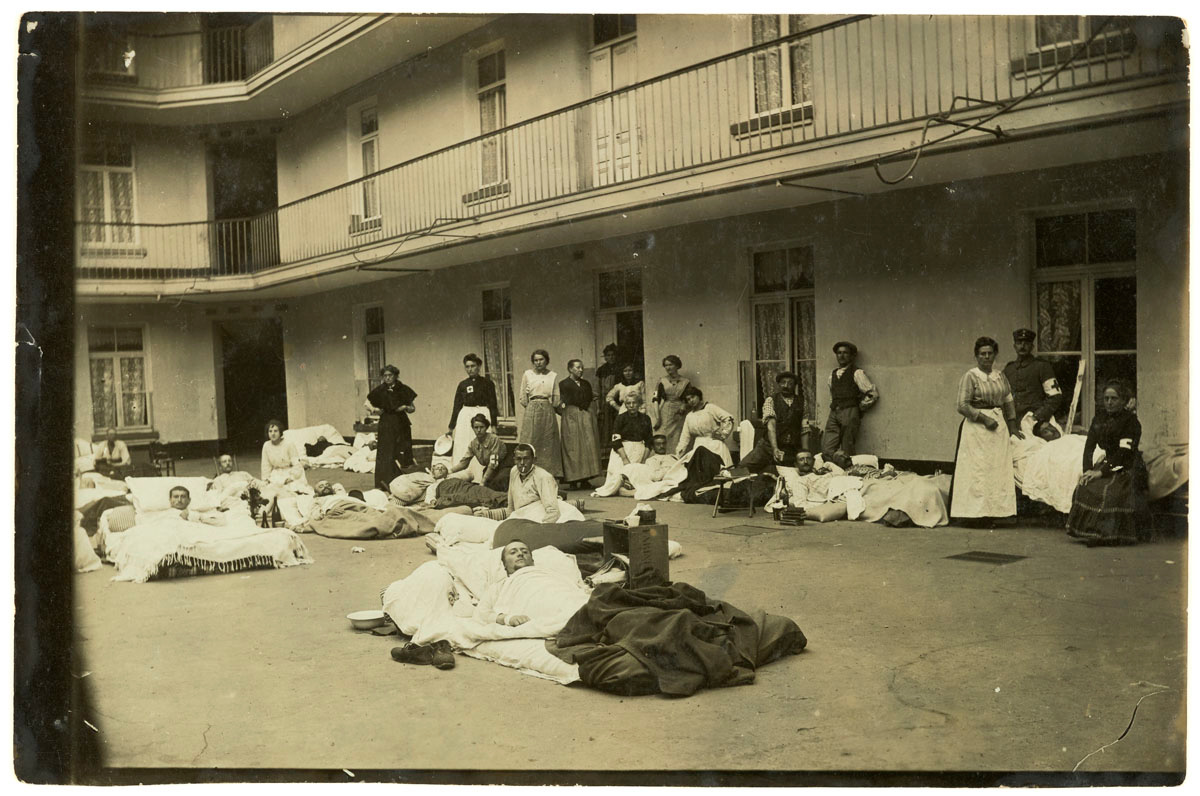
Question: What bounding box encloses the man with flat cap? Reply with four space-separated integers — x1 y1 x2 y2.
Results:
822 341 877 466
1002 328 1062 432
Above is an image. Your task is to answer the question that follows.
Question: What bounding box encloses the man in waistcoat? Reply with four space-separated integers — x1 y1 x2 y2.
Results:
822 341 878 466
763 371 808 466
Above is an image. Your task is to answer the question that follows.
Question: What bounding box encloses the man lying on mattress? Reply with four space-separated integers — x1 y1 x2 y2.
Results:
422 463 507 510
382 539 807 696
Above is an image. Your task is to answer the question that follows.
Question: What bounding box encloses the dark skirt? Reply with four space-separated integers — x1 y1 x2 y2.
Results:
375 413 413 490
1066 464 1151 545
561 405 601 482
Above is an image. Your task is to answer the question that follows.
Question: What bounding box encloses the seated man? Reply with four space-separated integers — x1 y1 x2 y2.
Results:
207 453 258 511
92 427 132 478
475 443 561 522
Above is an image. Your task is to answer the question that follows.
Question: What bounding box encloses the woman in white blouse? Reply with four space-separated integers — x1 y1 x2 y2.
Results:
517 349 564 478
605 363 645 414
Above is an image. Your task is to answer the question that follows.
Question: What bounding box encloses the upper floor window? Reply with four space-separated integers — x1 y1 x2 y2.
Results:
88 326 151 430
593 14 636 46
83 16 137 84
348 101 381 233
751 15 813 116
79 140 137 246
477 49 507 187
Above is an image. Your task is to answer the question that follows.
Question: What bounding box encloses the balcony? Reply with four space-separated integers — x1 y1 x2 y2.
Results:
77 15 1187 286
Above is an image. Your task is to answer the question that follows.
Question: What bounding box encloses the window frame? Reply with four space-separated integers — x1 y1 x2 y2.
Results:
87 324 153 432
746 14 816 121
78 140 140 249
1028 204 1138 428
346 98 382 234
479 282 515 421
363 303 386 393
475 43 508 191
747 240 818 423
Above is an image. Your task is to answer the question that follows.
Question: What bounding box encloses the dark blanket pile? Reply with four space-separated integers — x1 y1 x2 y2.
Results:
548 582 806 697
433 478 507 510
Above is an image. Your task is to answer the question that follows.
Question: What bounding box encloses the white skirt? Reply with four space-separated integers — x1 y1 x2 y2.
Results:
452 405 492 466
950 408 1016 518
592 442 648 497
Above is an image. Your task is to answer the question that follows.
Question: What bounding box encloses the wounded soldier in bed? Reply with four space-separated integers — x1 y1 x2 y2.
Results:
472 540 590 628
422 463 507 510
207 454 259 509
158 486 226 526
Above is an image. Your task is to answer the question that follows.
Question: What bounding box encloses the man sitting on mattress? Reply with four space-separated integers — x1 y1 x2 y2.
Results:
208 454 259 511
473 443 562 522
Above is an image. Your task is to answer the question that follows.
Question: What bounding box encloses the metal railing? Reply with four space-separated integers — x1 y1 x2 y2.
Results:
78 15 1186 280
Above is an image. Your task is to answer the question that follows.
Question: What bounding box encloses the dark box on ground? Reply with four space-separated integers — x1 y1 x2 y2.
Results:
602 521 670 588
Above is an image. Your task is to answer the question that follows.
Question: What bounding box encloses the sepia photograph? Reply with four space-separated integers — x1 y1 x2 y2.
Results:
13 6 1189 785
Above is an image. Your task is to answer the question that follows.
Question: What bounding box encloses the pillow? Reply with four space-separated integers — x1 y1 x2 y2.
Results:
125 476 216 513
389 472 435 504
103 504 138 533
282 424 347 450
804 501 847 523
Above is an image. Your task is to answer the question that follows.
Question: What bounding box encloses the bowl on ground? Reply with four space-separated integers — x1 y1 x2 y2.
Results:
347 609 387 630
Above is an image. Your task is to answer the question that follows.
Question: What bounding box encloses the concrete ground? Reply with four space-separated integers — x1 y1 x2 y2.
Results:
73 452 1186 778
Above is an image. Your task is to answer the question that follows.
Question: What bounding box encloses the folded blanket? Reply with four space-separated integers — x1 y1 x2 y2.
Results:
107 516 312 583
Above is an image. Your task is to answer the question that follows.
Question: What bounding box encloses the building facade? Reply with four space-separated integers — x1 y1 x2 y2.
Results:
74 12 1189 463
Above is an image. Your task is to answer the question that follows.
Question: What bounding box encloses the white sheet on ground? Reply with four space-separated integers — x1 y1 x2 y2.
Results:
282 424 347 450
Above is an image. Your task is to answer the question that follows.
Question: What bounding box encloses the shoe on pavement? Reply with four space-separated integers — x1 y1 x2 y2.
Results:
390 643 436 665
431 640 456 670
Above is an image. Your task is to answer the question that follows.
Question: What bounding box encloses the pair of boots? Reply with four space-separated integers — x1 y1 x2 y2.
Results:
390 639 455 670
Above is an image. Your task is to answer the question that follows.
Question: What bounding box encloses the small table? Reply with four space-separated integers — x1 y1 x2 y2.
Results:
601 521 670 588
711 467 761 518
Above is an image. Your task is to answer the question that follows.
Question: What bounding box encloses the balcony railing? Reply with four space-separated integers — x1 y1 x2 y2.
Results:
83 14 350 89
78 15 1186 281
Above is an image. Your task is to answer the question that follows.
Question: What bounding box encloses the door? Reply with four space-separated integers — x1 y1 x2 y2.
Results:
590 39 639 187
208 137 279 274
219 318 288 450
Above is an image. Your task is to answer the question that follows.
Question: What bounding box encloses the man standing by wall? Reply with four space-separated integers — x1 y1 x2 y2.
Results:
822 342 878 467
1002 328 1063 432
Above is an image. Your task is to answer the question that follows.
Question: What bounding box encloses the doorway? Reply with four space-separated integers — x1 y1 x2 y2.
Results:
594 266 645 379
207 137 279 274
219 318 287 450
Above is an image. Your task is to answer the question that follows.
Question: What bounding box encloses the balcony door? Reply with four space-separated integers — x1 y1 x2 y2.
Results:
590 25 639 187
207 137 279 275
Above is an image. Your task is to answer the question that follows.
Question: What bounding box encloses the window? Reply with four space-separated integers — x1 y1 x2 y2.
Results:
364 305 385 392
597 266 642 311
481 286 515 419
749 245 816 422
593 14 636 46
79 140 136 246
347 104 381 233
1033 208 1137 427
595 267 644 376
1012 16 1136 73
83 16 137 83
751 15 813 116
88 326 150 430
477 49 507 188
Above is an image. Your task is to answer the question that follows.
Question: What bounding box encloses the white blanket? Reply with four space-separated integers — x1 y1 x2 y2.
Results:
1013 434 1103 513
106 514 313 583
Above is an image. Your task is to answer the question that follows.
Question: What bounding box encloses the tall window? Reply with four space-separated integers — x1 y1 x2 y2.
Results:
751 15 813 115
364 305 385 392
80 140 136 246
481 286 515 418
358 106 380 221
477 49 507 186
89 326 150 430
1033 208 1137 426
749 245 816 420
347 104 381 233
589 16 638 186
593 14 636 46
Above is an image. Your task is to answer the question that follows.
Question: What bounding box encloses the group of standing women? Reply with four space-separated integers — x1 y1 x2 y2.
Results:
516 348 694 488
950 336 1150 546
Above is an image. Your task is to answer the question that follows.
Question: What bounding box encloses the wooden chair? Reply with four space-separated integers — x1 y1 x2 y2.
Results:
148 441 175 477
711 465 761 518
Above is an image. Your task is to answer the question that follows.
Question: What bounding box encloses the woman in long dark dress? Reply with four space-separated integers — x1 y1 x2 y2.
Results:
1066 379 1151 546
364 364 417 490
558 358 601 489
595 343 620 456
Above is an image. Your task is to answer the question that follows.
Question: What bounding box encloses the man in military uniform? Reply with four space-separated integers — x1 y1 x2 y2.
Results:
1002 328 1063 432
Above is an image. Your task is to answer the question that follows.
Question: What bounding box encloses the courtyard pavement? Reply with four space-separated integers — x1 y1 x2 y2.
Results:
71 453 1186 782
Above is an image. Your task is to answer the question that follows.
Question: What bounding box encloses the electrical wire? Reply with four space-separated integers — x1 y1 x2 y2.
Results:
874 18 1117 185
